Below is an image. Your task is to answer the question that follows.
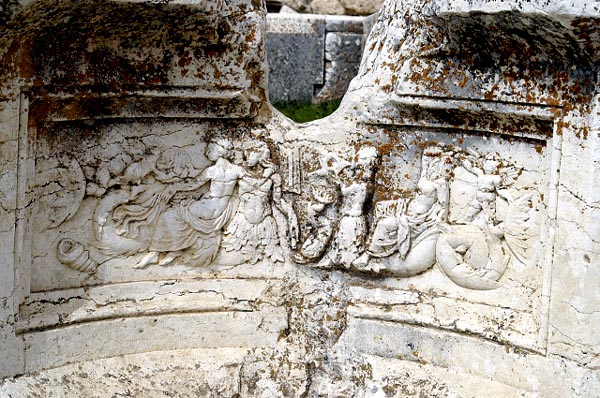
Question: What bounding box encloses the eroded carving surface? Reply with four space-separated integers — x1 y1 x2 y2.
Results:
290 142 537 291
2 0 600 396
38 128 298 279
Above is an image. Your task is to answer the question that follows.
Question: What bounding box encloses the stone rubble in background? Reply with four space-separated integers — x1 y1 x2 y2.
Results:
266 14 370 103
279 0 384 15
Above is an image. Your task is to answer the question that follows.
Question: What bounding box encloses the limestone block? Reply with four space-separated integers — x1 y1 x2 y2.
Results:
546 103 600 367
266 14 325 103
0 347 249 397
310 0 345 15
23 307 287 372
0 328 24 377
19 279 283 332
338 318 594 397
339 0 384 15
314 32 363 102
1 0 600 396
325 14 365 33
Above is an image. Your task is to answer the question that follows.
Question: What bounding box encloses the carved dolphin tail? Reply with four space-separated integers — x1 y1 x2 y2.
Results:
435 224 508 290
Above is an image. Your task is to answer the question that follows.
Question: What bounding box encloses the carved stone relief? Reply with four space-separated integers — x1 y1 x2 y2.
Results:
288 138 539 291
29 122 299 292
4 0 600 395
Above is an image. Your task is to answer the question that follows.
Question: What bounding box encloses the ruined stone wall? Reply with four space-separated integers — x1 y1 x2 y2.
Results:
266 13 373 104
278 0 384 16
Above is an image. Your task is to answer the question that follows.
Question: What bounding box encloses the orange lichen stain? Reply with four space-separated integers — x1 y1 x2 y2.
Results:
555 120 571 136
177 51 191 67
551 107 562 118
62 102 82 120
381 84 393 93
525 89 535 103
578 126 590 140
246 29 256 43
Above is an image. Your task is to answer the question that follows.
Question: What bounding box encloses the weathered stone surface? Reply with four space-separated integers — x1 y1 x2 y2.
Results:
278 0 312 13
266 14 369 103
325 14 365 33
314 32 363 102
310 0 346 15
280 0 383 15
1 347 251 397
339 0 384 16
1 0 600 397
266 14 325 103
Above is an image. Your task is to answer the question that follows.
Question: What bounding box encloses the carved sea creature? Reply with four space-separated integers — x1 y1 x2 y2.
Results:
436 192 532 290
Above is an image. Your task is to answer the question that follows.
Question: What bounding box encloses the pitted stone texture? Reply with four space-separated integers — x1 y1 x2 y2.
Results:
266 14 370 103
1 0 600 397
311 0 346 15
0 348 250 397
339 0 384 15
280 0 384 15
266 14 325 103
314 32 363 102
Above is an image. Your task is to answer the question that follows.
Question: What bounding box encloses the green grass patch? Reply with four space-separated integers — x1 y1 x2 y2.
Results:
274 98 342 123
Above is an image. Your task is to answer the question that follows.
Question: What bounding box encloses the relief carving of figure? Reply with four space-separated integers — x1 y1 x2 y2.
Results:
317 146 379 269
92 136 246 269
363 145 455 275
221 139 298 264
293 171 338 264
436 152 532 290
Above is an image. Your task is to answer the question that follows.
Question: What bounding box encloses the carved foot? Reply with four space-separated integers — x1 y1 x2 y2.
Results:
134 251 159 269
313 256 334 269
293 252 313 264
351 253 385 273
159 251 181 267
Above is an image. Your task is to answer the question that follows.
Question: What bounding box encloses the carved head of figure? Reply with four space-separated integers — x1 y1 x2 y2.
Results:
422 144 455 180
355 145 378 180
482 152 502 175
307 172 338 205
206 136 233 162
156 150 193 180
243 140 271 168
